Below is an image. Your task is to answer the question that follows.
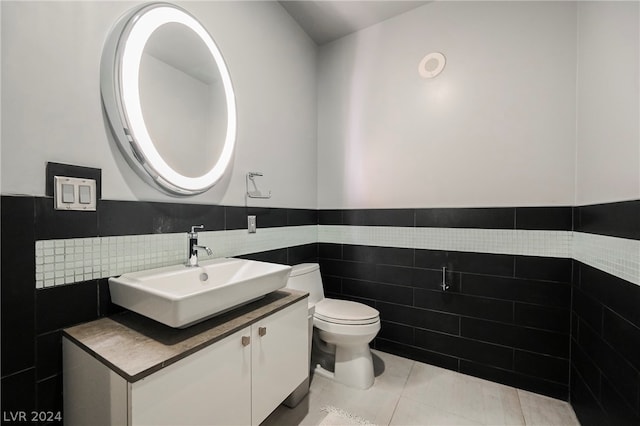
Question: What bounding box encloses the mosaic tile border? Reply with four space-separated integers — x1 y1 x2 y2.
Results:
573 232 640 286
35 225 639 288
319 226 572 258
35 226 317 288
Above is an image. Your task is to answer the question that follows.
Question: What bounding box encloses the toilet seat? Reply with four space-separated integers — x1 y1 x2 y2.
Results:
314 299 379 325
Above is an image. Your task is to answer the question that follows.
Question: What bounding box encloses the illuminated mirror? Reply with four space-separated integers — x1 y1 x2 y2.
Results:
101 3 236 195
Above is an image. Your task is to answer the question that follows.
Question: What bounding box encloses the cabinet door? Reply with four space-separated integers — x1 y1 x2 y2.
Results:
251 300 308 425
63 338 129 426
131 327 252 426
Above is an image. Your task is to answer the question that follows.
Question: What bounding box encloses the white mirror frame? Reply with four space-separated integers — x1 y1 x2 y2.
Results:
101 2 237 196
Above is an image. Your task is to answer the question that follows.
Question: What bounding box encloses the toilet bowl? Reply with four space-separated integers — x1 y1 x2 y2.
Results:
286 263 381 390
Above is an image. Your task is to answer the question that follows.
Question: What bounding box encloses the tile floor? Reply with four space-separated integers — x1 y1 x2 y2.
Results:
262 350 580 426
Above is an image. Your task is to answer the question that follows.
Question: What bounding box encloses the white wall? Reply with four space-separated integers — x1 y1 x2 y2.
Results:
317 1 578 209
1 1 318 208
575 1 640 206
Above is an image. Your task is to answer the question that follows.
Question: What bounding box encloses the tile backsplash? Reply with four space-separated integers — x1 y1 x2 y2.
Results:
35 226 318 288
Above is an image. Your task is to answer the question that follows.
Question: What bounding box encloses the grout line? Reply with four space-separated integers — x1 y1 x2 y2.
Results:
515 388 528 425
387 358 417 426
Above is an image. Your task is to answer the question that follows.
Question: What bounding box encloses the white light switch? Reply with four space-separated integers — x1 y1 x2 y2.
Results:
248 215 257 233
54 176 97 211
79 185 91 204
61 184 75 203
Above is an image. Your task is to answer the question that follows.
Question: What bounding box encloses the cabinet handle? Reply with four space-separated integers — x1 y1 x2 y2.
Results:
258 327 267 337
241 335 251 346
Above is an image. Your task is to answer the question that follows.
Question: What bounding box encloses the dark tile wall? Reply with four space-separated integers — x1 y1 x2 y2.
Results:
319 207 574 399
574 200 640 240
3 195 638 423
0 195 317 422
570 199 640 425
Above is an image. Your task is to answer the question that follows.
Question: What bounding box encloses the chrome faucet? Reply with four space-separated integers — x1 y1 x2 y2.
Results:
187 225 212 267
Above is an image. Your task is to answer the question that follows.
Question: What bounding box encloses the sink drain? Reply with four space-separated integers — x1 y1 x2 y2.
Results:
200 272 209 282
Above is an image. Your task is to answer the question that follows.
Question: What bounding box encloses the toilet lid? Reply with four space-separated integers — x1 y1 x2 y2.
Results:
314 299 380 325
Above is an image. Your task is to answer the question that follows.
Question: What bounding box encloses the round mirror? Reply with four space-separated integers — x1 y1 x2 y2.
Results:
101 3 236 195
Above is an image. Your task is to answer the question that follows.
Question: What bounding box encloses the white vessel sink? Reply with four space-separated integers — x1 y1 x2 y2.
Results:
108 258 292 328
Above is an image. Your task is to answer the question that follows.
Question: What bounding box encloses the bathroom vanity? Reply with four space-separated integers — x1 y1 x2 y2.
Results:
63 290 308 426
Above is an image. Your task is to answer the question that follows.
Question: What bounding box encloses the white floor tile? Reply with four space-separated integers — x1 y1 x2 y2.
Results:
262 351 580 426
401 362 525 425
518 389 580 426
390 397 483 426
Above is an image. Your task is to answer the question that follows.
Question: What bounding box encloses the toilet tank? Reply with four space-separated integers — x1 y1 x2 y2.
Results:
286 263 325 306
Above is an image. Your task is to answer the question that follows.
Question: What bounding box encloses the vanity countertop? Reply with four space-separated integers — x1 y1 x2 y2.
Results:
63 289 308 383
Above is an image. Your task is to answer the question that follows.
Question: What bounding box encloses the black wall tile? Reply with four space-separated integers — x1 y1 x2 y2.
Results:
342 280 413 305
571 253 640 426
514 303 570 333
287 209 318 226
36 374 62 415
343 245 413 267
1 368 36 413
514 256 572 283
170 203 225 232
461 317 568 358
602 309 640 372
319 243 342 260
1 196 35 376
600 375 640 426
287 243 318 265
573 287 603 334
415 250 515 277
514 350 569 384
571 341 602 400
462 274 570 308
575 200 640 240
318 210 343 225
376 302 459 335
580 264 640 329
36 331 62 380
584 327 639 412
322 275 342 294
415 207 514 229
35 197 98 239
36 281 99 334
319 259 377 282
375 264 415 287
98 279 125 317
342 209 414 227
515 207 573 231
98 200 156 235
411 267 456 291
415 289 514 323
571 369 610 426
378 321 414 345
238 248 287 264
416 329 513 369
225 206 288 230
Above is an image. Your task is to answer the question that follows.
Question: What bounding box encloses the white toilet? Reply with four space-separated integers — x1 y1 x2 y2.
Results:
286 263 381 390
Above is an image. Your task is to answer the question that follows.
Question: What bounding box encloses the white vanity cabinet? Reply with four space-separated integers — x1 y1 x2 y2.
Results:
63 296 308 426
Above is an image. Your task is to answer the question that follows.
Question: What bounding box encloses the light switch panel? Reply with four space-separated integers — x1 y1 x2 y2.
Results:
54 176 96 211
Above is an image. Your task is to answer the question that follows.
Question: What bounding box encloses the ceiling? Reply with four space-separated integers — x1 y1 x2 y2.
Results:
279 1 430 45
